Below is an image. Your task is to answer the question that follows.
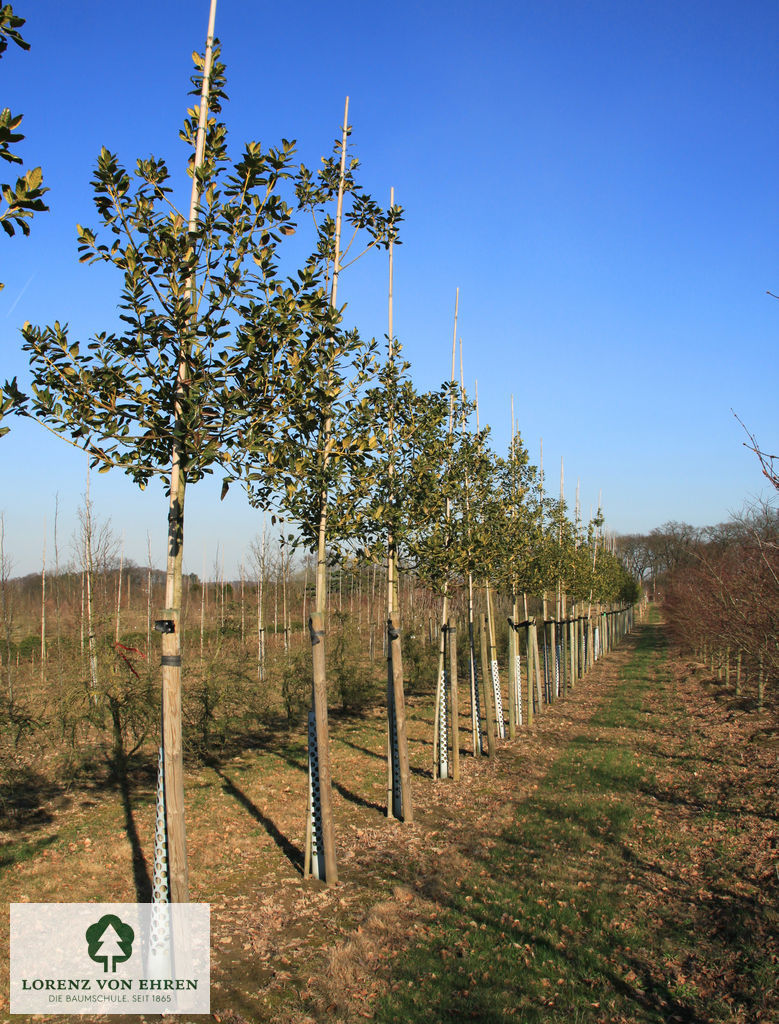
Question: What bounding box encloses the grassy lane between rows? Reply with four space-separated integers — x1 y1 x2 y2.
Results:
368 617 778 1024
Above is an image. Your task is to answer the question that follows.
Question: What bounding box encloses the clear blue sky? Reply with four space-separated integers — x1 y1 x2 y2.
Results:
1 0 776 577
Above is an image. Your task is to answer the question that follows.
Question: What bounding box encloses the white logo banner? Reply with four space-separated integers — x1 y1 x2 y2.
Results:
10 903 210 1014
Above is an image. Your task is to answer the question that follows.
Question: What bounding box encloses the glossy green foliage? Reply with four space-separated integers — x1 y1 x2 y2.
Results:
0 5 48 282
4 47 338 489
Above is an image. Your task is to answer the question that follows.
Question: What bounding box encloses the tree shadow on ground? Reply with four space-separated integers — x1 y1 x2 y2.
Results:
337 737 430 778
266 746 386 816
208 760 304 875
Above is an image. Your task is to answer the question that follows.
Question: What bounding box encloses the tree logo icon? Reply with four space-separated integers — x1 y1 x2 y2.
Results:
85 914 135 973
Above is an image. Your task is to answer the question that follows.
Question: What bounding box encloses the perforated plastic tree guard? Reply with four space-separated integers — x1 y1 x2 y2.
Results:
438 669 449 779
555 644 561 697
307 710 326 880
490 660 505 738
151 746 169 905
148 746 171 977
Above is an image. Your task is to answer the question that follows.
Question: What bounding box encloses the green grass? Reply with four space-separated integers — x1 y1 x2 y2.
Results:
371 621 777 1024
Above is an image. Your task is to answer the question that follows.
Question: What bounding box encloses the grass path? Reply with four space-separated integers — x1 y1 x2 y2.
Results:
361 619 778 1024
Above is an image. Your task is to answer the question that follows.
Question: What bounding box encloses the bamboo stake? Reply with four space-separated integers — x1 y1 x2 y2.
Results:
460 340 482 756
433 287 459 780
473 381 504 739
508 397 519 738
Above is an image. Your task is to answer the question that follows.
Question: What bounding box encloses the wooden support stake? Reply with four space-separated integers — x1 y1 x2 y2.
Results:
525 621 534 728
507 618 517 739
468 617 482 755
448 620 460 781
530 616 543 712
387 615 413 821
479 614 496 757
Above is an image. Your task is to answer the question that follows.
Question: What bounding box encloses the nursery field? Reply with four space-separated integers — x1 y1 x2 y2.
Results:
1 613 776 1024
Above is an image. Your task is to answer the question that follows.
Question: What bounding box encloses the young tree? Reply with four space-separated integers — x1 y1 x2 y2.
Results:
358 343 450 810
235 103 401 883
3 6 342 899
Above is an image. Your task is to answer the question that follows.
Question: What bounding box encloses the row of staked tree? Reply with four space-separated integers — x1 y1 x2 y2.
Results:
0 1 639 896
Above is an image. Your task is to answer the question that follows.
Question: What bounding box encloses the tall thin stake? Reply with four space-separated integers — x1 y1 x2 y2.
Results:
386 185 412 821
433 288 458 780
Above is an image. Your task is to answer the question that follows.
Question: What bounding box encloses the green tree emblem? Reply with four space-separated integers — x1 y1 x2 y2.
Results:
85 914 134 973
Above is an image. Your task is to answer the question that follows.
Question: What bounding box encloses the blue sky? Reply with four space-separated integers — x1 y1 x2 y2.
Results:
1 0 776 577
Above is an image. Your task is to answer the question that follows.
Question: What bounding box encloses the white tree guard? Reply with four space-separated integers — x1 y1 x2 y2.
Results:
438 669 449 779
307 710 326 880
148 746 171 977
555 644 561 697
490 660 505 739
